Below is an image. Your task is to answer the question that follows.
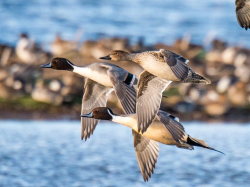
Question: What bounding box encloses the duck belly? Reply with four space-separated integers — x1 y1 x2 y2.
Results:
133 122 177 145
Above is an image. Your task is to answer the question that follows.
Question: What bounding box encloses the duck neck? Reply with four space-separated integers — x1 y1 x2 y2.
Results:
72 66 92 78
111 114 136 129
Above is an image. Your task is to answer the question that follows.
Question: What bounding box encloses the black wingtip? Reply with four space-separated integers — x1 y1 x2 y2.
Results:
81 135 88 141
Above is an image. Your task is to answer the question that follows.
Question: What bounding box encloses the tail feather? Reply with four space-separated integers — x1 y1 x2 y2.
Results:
185 71 211 84
187 136 224 154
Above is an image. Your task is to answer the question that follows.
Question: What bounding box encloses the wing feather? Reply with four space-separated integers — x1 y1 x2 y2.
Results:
157 110 186 143
160 49 190 80
137 71 171 133
106 66 137 114
81 79 112 140
236 0 250 29
132 130 159 181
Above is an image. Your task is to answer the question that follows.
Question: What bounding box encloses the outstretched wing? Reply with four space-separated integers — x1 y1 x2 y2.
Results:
157 110 186 143
132 130 159 182
81 79 112 140
105 64 137 114
236 0 250 29
159 49 190 81
137 71 171 133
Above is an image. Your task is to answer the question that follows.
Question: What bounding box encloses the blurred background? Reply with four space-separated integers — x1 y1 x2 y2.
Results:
0 0 250 186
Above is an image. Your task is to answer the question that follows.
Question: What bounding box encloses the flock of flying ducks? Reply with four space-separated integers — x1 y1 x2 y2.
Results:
41 49 222 181
39 1 249 181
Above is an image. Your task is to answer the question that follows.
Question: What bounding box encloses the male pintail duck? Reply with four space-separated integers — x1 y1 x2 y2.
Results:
100 49 210 133
81 107 224 182
41 58 137 140
235 0 250 30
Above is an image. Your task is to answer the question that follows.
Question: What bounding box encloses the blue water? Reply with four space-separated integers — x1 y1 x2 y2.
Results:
0 0 249 47
0 120 250 187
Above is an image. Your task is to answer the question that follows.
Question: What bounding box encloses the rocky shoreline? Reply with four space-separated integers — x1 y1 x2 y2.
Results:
0 35 250 122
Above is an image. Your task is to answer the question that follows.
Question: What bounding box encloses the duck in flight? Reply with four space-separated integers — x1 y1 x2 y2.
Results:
235 0 250 30
100 49 210 133
81 107 224 181
41 58 137 140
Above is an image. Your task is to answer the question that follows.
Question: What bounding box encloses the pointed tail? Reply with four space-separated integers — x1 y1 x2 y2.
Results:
185 71 211 84
187 136 224 154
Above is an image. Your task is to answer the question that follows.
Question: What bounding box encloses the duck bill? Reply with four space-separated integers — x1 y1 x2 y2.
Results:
99 55 111 60
40 62 52 68
80 112 93 118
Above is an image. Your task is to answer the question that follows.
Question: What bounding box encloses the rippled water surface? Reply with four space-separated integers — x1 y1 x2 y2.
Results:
0 0 249 47
0 120 250 187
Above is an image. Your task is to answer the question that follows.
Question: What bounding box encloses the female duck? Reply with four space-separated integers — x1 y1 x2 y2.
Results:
100 49 210 133
100 49 210 84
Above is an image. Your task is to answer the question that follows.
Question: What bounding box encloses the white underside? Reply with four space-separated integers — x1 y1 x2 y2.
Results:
73 66 113 87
